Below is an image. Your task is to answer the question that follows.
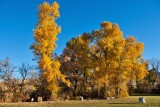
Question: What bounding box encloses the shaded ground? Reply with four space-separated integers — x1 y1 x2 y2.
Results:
0 96 160 107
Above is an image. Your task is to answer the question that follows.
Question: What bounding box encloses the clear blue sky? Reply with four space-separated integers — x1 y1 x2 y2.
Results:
0 0 160 66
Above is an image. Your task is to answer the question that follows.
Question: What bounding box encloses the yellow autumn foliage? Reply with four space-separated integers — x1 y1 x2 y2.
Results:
31 1 70 95
91 22 148 97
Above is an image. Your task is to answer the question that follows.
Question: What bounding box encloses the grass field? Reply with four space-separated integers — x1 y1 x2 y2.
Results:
0 96 160 107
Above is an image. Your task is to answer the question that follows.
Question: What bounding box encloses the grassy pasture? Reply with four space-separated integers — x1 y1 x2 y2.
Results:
0 96 160 107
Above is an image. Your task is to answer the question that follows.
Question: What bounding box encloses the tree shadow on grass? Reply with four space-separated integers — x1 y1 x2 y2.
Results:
109 103 138 104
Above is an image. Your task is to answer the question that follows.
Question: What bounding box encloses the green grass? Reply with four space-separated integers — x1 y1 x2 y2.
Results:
0 96 160 107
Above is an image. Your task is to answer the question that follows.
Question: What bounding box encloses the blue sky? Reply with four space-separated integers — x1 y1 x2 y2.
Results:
0 0 160 66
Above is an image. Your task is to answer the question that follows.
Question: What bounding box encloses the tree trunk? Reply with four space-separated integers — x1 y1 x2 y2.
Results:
129 80 133 95
73 79 78 97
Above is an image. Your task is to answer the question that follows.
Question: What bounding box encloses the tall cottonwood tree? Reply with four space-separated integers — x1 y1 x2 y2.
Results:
89 22 148 97
31 1 69 97
90 22 127 97
60 33 92 97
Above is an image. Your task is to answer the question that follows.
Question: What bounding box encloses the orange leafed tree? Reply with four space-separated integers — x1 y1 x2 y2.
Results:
31 1 69 96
